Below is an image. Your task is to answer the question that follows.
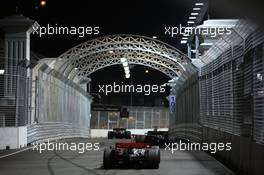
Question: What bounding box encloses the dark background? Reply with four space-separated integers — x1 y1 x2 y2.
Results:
0 0 263 106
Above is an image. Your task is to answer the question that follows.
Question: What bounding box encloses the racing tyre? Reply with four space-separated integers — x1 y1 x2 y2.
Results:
151 146 160 149
145 148 160 169
103 148 113 169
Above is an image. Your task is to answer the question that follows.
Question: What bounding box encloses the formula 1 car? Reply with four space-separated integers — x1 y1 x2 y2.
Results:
108 128 131 139
103 141 160 169
134 131 169 148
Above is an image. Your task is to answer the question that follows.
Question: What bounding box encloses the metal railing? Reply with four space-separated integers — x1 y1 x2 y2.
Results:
27 65 92 143
90 106 170 129
199 20 264 144
0 58 32 127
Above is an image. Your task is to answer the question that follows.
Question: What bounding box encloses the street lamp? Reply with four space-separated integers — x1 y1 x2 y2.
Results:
195 3 204 6
40 0 47 7
189 16 197 20
122 61 128 67
125 73 130 79
187 21 195 24
180 40 187 44
120 57 127 63
193 8 201 11
191 13 199 16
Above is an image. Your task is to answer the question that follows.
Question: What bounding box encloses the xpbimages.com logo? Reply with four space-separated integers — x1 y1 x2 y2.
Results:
165 141 232 154
32 24 100 37
98 82 166 95
164 24 232 38
32 140 100 153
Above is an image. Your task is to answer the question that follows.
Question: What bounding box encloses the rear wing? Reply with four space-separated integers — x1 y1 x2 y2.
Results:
131 134 146 137
116 142 149 149
147 131 169 135
113 128 127 131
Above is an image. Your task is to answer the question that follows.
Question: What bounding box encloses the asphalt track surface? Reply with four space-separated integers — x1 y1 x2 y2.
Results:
0 138 235 175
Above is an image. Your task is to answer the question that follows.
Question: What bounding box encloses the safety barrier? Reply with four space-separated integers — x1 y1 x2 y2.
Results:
169 74 201 142
170 20 264 175
27 63 92 143
91 106 170 129
0 59 32 127
27 122 90 143
199 20 264 144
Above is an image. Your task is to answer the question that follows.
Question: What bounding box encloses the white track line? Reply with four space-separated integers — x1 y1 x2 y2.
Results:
0 146 33 159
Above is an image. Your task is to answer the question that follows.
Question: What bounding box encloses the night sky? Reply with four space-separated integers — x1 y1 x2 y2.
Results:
1 0 263 106
1 0 263 57
22 0 195 56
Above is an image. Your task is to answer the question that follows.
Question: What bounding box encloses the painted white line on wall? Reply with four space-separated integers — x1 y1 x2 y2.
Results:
0 147 32 159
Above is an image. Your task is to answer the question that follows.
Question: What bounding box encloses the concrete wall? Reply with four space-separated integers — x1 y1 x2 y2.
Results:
0 126 27 149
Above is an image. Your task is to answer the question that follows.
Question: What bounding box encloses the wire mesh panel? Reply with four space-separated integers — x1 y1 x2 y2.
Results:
90 111 100 129
241 52 254 137
0 59 31 127
253 43 264 144
128 111 136 129
169 74 201 142
144 110 152 129
160 110 169 128
119 117 128 128
232 57 244 135
199 75 207 124
90 106 170 129
108 112 119 129
99 111 108 129
135 111 144 129
27 66 92 142
198 20 264 144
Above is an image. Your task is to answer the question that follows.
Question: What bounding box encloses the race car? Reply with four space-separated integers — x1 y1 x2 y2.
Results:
103 141 160 169
134 131 169 148
108 128 131 139
146 131 169 147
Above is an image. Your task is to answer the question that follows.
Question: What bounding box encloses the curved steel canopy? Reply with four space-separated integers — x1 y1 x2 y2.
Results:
55 35 197 82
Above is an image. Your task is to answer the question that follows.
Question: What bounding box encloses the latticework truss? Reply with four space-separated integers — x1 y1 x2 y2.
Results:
55 35 197 82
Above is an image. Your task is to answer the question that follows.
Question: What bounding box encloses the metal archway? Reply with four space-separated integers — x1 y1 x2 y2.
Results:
55 34 197 82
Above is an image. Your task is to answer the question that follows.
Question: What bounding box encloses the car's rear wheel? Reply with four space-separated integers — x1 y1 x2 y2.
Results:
103 148 113 169
145 148 160 169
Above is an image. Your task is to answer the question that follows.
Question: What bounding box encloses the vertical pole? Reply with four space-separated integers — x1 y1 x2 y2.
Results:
151 108 153 128
195 35 199 59
107 112 109 129
136 109 139 129
15 64 20 126
130 68 133 107
143 111 146 129
187 43 192 58
97 111 100 129
34 77 38 123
